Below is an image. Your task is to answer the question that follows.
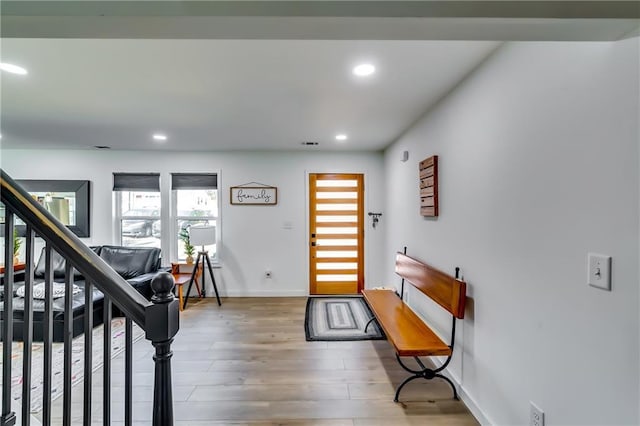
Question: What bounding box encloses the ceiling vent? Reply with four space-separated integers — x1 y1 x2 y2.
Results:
301 141 319 146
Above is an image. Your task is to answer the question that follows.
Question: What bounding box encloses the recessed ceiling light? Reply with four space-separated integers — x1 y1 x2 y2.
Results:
335 134 348 141
0 63 28 75
353 63 375 77
152 133 168 141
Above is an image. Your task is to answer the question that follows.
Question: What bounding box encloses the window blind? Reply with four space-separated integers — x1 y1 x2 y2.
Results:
171 173 217 190
112 173 160 191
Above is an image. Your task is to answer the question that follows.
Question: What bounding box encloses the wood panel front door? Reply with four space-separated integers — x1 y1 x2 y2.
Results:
309 173 364 295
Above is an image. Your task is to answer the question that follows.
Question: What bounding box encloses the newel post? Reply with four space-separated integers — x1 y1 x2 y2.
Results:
146 272 180 426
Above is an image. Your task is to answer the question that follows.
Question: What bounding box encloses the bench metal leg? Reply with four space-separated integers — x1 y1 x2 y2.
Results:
434 373 458 400
394 374 422 402
393 354 458 402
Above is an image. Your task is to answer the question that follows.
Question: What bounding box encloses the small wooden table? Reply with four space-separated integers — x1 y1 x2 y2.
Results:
171 262 203 297
0 262 25 274
172 273 194 312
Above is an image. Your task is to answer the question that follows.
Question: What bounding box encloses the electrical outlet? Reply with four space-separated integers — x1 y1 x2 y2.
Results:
530 402 544 426
265 270 272 279
588 253 612 291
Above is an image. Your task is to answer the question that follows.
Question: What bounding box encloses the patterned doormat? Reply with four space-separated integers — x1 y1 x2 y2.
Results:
304 296 385 341
0 317 145 414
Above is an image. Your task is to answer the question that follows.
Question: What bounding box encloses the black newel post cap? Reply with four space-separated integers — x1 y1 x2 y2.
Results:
151 272 175 304
146 272 179 341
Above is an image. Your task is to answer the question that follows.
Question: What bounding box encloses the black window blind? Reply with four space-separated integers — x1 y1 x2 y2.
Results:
171 173 217 190
112 173 161 192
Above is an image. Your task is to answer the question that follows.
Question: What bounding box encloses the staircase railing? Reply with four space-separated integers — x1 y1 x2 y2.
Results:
0 170 179 426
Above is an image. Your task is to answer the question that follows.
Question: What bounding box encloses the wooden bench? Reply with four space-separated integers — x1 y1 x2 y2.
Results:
362 252 466 402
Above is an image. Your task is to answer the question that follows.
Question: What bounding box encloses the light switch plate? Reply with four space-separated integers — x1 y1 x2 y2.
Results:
588 253 611 291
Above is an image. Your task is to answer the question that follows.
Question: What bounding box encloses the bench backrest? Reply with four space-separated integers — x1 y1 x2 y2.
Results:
395 252 466 319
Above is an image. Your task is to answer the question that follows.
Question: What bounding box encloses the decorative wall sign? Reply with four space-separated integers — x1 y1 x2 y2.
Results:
419 155 438 217
230 183 277 205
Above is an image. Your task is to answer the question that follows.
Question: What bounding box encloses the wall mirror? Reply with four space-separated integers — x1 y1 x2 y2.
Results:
12 180 92 237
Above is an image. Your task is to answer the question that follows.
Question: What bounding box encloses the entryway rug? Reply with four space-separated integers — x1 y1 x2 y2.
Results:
305 296 385 341
0 317 145 413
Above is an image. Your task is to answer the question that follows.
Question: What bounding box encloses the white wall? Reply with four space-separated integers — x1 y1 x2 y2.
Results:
384 39 639 424
0 150 385 297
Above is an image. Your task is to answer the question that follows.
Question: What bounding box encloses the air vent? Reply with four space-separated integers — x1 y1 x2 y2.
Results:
94 145 111 149
301 141 319 146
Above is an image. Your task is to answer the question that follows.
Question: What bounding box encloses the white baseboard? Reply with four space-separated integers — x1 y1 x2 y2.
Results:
431 360 493 426
458 382 491 426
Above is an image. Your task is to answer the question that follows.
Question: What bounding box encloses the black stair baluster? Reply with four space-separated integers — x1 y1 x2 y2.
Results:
1 212 16 426
83 279 93 426
125 317 133 426
21 225 35 426
103 296 112 425
63 261 74 426
42 244 54 426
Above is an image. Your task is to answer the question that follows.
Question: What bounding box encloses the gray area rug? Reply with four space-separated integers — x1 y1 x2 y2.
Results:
304 296 385 341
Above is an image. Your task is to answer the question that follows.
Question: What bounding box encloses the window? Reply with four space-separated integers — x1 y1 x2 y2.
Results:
172 173 218 261
113 173 161 248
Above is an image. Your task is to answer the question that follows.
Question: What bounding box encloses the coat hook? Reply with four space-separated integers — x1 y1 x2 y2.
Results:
368 212 383 229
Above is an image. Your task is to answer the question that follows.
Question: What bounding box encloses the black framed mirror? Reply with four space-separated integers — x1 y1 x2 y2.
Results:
14 179 91 237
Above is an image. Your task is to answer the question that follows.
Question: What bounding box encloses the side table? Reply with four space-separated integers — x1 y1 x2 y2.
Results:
171 262 204 311
172 273 193 312
171 262 203 297
0 262 26 274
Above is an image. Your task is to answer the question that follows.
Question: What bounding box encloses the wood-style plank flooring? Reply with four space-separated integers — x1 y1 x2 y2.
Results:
51 297 478 425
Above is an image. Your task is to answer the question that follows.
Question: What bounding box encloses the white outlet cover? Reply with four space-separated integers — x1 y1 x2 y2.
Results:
588 253 612 291
530 402 544 426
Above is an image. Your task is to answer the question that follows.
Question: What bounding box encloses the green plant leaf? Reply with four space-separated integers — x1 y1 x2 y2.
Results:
13 228 22 256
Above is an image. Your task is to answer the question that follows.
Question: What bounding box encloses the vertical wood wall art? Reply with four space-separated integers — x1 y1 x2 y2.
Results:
419 155 438 217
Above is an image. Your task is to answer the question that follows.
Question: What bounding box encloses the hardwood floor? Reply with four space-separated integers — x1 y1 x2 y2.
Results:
52 297 478 425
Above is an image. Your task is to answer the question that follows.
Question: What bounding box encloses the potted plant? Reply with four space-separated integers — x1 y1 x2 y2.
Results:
179 228 195 264
13 228 22 264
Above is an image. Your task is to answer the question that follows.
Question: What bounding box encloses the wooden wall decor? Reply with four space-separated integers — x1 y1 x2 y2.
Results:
230 183 278 205
419 155 438 217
